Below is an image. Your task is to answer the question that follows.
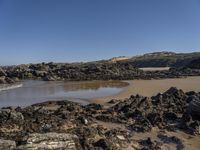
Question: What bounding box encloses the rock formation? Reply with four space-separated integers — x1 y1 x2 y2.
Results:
0 87 199 149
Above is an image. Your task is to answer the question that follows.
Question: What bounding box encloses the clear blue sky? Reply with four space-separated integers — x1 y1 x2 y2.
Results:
0 0 200 65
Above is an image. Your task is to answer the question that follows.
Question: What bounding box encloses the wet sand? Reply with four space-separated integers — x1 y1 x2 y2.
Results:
92 76 200 104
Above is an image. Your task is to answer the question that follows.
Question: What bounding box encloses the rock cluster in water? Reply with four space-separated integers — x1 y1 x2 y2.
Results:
0 87 199 149
1 61 200 84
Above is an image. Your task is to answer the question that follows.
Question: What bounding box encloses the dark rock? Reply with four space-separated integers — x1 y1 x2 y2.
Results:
181 113 192 123
139 137 162 150
0 87 199 149
107 99 120 104
94 138 116 150
147 112 163 127
188 121 200 135
85 103 103 111
157 134 185 150
128 118 152 132
188 100 200 120
163 112 178 122
43 75 56 81
5 77 15 84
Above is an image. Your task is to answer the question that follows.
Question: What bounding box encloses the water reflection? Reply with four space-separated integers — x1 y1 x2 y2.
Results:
62 80 128 91
0 80 128 107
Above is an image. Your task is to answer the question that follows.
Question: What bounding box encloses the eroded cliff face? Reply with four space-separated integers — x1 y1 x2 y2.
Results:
0 87 199 149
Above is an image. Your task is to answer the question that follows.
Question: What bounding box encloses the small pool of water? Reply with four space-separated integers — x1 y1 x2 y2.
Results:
0 80 128 107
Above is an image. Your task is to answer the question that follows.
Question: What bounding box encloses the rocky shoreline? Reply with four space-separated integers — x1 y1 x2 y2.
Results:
1 61 200 84
0 87 200 149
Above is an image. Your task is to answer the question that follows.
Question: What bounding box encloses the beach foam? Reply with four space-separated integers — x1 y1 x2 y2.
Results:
0 83 23 92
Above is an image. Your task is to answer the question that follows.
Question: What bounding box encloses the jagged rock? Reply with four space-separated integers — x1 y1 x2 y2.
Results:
93 138 118 150
128 118 152 132
139 137 162 150
188 121 200 135
0 88 199 149
147 112 163 127
163 112 178 122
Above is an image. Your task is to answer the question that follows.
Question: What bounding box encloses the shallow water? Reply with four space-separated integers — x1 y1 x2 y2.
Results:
0 80 128 107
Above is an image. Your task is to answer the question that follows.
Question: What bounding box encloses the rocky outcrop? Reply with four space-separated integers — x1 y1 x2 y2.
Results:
2 61 141 83
0 67 15 84
0 88 199 149
1 54 200 84
0 68 6 76
187 58 200 69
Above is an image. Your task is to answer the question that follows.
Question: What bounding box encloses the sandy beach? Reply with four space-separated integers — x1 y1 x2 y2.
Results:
92 76 200 104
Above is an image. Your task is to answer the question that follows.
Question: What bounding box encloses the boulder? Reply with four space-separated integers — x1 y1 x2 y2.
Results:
17 133 79 150
0 67 6 76
139 137 162 150
5 77 15 84
78 116 88 125
0 139 16 149
34 70 47 77
94 138 117 150
43 75 56 81
0 76 6 84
